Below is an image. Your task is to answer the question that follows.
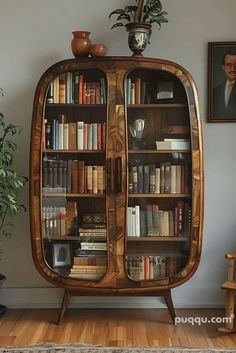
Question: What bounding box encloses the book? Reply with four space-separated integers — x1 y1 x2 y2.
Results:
156 140 190 150
77 121 84 149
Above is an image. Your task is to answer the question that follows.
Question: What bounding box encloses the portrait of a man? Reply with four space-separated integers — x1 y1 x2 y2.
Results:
208 42 236 122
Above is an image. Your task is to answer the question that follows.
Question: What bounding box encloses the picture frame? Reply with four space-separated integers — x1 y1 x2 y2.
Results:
52 243 71 267
208 41 236 122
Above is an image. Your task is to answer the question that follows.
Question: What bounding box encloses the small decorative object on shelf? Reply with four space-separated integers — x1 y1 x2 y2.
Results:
109 0 168 56
89 44 107 57
71 31 91 58
129 118 147 149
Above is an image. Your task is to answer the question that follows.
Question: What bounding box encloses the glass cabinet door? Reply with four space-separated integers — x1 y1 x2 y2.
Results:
125 69 192 282
41 69 108 280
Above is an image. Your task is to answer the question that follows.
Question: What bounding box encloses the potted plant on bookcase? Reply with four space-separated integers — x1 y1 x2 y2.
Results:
0 88 28 315
109 0 168 56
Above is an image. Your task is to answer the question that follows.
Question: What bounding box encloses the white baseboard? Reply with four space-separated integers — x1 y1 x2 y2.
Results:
0 286 225 309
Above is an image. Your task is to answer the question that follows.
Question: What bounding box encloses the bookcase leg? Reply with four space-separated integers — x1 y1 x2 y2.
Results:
57 290 71 325
163 289 176 324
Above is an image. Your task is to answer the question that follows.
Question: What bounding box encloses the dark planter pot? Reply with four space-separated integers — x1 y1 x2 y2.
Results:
0 274 7 315
126 22 152 56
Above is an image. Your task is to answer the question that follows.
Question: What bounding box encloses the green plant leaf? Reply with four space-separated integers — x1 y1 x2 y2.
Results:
117 13 131 22
109 9 125 19
111 22 125 29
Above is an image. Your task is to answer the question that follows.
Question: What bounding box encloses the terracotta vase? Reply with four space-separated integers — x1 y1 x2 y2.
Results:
71 31 91 58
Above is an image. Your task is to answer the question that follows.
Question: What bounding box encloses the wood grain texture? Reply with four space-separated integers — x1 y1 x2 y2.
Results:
0 309 235 347
30 57 204 295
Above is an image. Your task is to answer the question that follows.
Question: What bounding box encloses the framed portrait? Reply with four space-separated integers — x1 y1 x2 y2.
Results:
208 41 236 122
52 243 71 267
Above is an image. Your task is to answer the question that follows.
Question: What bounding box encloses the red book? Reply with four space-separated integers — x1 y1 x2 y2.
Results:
83 82 87 104
145 256 150 280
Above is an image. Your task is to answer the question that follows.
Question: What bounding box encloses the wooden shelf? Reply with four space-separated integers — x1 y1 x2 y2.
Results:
127 236 188 242
46 103 106 108
127 103 186 108
42 193 105 198
43 149 105 154
128 149 190 154
128 193 191 198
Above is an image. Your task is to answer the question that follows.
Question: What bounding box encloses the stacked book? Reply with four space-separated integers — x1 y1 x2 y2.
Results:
44 117 106 151
156 138 190 151
70 213 107 279
69 255 107 279
47 73 106 104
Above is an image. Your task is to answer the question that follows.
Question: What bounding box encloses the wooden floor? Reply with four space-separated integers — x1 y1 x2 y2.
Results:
0 309 236 348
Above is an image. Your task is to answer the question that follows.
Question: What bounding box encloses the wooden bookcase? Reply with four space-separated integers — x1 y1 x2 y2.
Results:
30 56 204 324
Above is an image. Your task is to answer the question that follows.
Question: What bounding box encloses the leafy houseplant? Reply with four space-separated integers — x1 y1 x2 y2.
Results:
0 91 28 246
109 0 168 56
0 88 28 314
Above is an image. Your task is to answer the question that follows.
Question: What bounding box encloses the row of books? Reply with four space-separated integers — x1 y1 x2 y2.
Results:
42 207 107 238
47 73 106 104
42 202 78 238
69 255 184 280
44 117 106 151
126 255 184 281
125 78 175 105
128 162 191 194
127 202 191 237
42 159 106 194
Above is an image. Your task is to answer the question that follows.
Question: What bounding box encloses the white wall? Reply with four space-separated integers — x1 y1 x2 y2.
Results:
1 0 236 309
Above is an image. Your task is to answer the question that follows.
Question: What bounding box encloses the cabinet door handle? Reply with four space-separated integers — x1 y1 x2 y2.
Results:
107 158 113 194
115 157 122 194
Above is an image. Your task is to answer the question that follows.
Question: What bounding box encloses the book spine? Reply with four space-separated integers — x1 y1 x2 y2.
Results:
77 121 84 150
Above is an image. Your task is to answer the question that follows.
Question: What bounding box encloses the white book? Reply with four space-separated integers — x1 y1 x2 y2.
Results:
81 242 107 250
132 207 136 236
77 121 84 150
164 138 189 142
156 141 190 150
63 123 69 149
135 205 140 237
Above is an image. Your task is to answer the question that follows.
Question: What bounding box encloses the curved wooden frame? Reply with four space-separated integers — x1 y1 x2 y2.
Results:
30 56 204 295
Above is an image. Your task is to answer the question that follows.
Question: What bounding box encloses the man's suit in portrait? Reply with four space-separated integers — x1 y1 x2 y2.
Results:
213 81 236 118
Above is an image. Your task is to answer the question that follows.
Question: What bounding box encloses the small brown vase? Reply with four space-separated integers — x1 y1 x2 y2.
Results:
71 31 91 58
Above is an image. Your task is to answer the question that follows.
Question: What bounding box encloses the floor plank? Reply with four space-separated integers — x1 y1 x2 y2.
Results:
0 309 235 348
